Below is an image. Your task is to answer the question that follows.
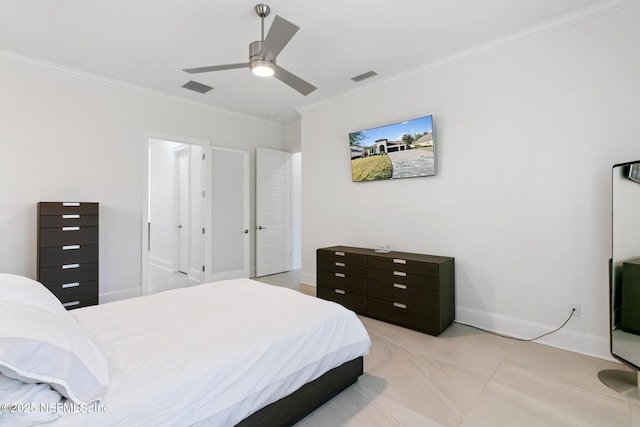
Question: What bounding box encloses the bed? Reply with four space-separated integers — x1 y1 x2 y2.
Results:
0 275 371 426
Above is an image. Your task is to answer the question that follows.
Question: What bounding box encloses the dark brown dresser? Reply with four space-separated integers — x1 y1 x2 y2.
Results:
37 202 99 309
317 246 454 335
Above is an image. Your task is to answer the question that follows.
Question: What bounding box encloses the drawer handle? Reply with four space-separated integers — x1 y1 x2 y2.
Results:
62 263 80 269
393 302 407 309
335 251 345 256
62 282 80 288
335 272 345 278
335 289 346 295
63 202 80 207
335 262 345 267
62 245 80 250
393 283 407 290
393 259 407 264
63 214 80 219
393 271 407 277
62 226 80 232
63 301 80 308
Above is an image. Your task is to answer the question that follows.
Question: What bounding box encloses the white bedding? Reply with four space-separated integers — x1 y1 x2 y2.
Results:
44 278 370 426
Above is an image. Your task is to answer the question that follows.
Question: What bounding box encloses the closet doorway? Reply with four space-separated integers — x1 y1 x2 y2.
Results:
146 137 205 295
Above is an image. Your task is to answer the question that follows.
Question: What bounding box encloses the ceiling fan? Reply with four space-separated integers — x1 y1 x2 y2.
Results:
183 4 317 96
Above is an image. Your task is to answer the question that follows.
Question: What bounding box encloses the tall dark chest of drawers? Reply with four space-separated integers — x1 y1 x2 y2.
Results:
317 246 455 336
37 202 99 309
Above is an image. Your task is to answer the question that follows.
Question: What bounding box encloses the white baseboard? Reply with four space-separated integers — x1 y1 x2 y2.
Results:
300 271 316 286
456 306 614 362
99 286 142 304
188 268 201 283
148 255 172 271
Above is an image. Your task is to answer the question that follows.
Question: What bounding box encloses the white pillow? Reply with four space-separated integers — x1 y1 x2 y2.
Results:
0 302 109 405
0 274 71 319
0 374 63 425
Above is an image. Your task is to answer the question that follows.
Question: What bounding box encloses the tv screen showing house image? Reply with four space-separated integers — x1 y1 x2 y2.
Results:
349 115 435 182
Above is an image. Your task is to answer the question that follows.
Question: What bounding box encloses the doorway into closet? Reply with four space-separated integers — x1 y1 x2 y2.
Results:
146 138 204 294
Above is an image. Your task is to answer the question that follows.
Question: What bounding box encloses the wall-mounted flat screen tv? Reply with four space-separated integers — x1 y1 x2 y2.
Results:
349 115 435 182
627 162 640 184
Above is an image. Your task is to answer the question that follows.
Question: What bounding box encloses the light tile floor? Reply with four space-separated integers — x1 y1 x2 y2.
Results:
255 270 640 427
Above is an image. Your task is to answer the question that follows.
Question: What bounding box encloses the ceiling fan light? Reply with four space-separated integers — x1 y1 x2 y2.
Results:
250 59 275 77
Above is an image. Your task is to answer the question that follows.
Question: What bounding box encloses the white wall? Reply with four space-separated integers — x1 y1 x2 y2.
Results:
299 4 640 359
0 53 285 302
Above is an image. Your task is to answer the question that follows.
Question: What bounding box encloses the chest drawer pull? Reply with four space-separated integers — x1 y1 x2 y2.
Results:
393 258 407 264
63 301 80 308
335 251 345 256
63 202 80 207
393 302 407 309
62 245 80 250
62 226 80 232
335 272 345 278
335 262 345 267
62 214 80 219
393 283 407 290
334 289 346 295
62 282 80 289
62 263 80 269
393 271 407 277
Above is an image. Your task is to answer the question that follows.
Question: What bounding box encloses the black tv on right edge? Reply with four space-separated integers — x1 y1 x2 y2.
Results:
348 115 435 182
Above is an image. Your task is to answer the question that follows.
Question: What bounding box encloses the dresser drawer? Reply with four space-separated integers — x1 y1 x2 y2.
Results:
39 244 98 268
317 286 367 314
368 267 439 290
368 298 440 335
39 227 98 247
38 263 98 286
39 214 98 228
38 202 98 215
368 255 439 277
318 259 367 277
317 270 367 295
317 249 367 267
46 281 98 303
368 279 439 312
61 297 99 310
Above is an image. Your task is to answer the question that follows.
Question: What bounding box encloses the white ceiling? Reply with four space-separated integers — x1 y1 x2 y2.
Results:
0 0 611 125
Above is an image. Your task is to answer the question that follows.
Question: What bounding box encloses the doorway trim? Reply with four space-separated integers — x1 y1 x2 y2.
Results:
142 131 209 296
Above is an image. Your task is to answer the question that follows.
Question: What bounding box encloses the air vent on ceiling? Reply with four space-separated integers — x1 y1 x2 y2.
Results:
351 70 378 82
182 80 214 94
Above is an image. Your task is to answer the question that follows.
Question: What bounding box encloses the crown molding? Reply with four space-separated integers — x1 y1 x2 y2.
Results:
298 0 640 116
0 48 285 129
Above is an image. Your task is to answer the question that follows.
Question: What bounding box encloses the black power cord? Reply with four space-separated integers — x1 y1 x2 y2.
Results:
454 308 577 342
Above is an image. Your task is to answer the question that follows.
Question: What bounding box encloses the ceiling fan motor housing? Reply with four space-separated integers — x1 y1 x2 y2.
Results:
249 40 275 74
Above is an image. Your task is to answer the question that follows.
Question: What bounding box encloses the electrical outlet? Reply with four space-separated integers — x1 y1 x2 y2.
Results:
569 302 581 317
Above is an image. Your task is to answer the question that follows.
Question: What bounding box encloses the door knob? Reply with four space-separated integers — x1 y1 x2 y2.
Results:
257 225 266 230
243 229 249 234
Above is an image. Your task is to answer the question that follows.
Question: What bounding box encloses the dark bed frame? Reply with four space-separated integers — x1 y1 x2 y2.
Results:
236 356 364 427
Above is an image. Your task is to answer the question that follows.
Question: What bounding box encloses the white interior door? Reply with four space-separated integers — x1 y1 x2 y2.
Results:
204 147 250 281
256 147 291 277
176 146 190 274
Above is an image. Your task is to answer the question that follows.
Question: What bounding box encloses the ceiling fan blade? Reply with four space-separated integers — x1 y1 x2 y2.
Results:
183 63 249 74
274 65 317 96
261 15 299 60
